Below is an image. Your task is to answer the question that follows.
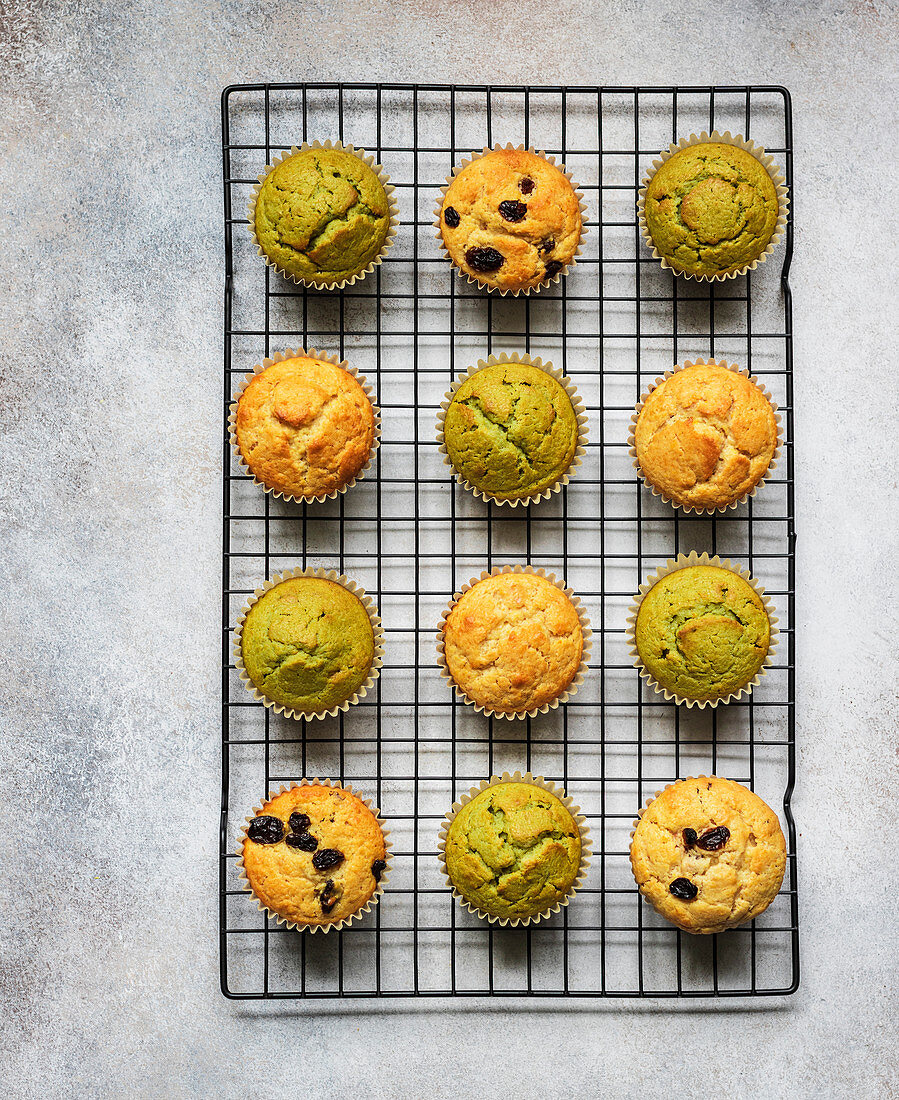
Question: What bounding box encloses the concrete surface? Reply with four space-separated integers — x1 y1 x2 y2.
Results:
1 1 898 1098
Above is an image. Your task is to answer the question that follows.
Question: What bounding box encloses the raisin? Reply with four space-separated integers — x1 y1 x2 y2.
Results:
288 812 310 834
286 831 318 852
465 246 504 273
371 859 387 882
544 260 563 279
498 199 527 222
320 879 338 914
519 176 535 194
538 238 555 253
697 826 730 851
246 815 284 845
683 828 698 848
312 848 345 871
669 877 698 900
443 205 460 228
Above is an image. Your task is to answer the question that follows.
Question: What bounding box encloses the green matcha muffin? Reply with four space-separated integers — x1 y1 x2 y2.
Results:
439 777 587 924
640 138 784 278
438 356 584 503
236 571 381 717
251 142 394 287
631 560 773 705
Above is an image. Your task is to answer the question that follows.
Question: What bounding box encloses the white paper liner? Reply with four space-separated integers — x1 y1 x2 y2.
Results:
234 567 383 720
628 359 782 514
436 352 588 507
434 144 587 296
436 565 592 719
626 552 778 709
236 778 392 934
229 347 381 505
628 775 787 934
437 772 591 927
248 139 398 289
637 130 789 282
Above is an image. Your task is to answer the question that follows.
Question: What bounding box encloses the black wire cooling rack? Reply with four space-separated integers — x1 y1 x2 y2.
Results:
220 83 798 999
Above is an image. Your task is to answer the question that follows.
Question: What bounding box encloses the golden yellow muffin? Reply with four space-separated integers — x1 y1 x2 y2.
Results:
241 785 388 928
439 149 582 293
442 572 584 714
634 362 778 510
630 777 786 934
235 356 376 499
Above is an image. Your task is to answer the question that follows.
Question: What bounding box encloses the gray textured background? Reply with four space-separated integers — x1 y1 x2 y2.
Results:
2 2 898 1097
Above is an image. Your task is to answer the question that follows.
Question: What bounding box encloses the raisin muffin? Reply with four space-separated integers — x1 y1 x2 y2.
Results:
630 776 786 934
253 146 391 285
442 360 580 501
633 362 778 511
239 575 377 715
634 565 770 703
438 148 582 293
443 781 582 922
642 141 780 278
234 355 376 500
441 571 585 715
241 784 388 929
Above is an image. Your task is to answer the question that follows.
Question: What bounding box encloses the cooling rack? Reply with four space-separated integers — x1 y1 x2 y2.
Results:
220 83 797 999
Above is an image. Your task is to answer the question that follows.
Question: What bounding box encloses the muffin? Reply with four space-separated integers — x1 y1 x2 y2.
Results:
241 783 389 929
642 141 780 278
253 145 391 285
441 359 581 502
634 564 770 703
630 776 786 934
438 148 583 293
633 361 778 511
239 574 377 716
233 354 377 501
440 570 586 715
442 780 583 922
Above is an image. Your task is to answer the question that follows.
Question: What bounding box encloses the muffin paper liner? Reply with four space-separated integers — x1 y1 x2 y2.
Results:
437 772 591 927
628 359 782 514
436 565 592 719
637 131 789 282
628 775 785 934
229 347 381 505
247 139 398 290
626 552 778 709
234 566 383 721
236 778 392 934
436 352 588 507
433 144 587 296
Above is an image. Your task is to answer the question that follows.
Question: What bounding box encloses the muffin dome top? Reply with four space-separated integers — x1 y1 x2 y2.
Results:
630 776 786 934
634 565 770 701
643 142 778 276
241 577 375 713
235 356 375 500
634 362 777 510
254 147 390 283
445 782 581 920
443 362 579 499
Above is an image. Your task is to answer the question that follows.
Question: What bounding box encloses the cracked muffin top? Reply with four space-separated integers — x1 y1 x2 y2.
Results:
254 147 390 284
634 362 777 511
643 142 779 277
439 149 582 292
444 782 581 921
630 777 786 934
634 565 770 702
242 785 387 928
443 362 579 500
442 572 583 714
235 356 376 500
241 577 375 714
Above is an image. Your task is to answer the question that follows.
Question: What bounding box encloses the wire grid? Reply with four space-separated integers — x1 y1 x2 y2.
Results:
220 83 798 999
